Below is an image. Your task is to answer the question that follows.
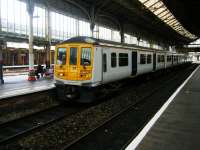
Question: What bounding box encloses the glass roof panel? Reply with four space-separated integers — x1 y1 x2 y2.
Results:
158 9 169 18
153 6 166 15
140 0 148 3
170 22 179 27
138 0 197 39
144 0 159 7
149 1 163 11
160 13 172 21
165 16 174 22
166 18 176 25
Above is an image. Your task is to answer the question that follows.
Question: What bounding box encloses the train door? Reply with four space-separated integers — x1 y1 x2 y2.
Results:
102 48 109 82
68 47 79 80
132 51 137 75
153 53 156 71
79 47 93 80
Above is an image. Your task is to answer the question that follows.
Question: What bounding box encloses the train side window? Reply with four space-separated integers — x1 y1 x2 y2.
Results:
140 54 146 64
103 54 107 72
157 55 160 63
147 54 152 64
174 56 178 61
119 53 128 66
167 56 172 62
157 55 164 63
70 47 77 65
57 48 66 65
161 55 165 62
81 48 91 66
111 53 117 68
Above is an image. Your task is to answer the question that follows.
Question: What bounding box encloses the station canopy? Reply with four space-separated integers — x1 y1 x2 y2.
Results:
1 0 199 46
60 0 199 45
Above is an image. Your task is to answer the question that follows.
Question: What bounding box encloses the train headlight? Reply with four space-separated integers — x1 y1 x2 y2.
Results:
59 73 64 76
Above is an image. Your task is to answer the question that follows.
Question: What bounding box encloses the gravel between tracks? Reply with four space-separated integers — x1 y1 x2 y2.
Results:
0 90 59 124
0 64 196 150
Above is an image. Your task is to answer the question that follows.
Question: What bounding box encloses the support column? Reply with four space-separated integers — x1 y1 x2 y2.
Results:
0 40 4 84
149 40 154 48
120 23 124 43
45 7 51 69
27 0 36 81
0 3 3 84
90 5 95 37
44 43 50 68
76 18 79 36
137 37 141 46
90 22 95 37
0 1 1 32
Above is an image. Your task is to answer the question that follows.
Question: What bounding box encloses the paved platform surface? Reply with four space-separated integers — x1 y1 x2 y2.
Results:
0 75 55 99
126 65 200 150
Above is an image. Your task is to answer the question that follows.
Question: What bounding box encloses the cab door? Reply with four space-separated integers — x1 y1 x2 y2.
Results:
68 47 79 80
55 47 68 80
79 47 93 80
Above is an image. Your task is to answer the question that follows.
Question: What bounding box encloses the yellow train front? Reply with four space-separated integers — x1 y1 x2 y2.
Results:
54 37 100 103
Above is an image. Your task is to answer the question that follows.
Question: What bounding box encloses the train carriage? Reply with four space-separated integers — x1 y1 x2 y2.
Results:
54 36 188 103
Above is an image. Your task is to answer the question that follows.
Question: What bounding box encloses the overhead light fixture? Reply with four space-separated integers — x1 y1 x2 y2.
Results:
138 0 197 39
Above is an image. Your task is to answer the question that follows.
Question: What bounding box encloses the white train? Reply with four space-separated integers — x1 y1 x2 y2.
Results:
54 36 188 102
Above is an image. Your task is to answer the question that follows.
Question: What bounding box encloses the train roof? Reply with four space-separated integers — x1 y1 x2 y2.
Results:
59 36 176 53
60 36 123 46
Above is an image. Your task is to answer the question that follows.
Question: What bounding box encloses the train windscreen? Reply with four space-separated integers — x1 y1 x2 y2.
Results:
81 48 91 66
57 48 66 65
70 47 78 65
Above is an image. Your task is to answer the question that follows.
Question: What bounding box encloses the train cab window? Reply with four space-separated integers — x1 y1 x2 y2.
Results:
103 54 107 72
119 53 128 66
81 48 91 66
111 53 117 68
70 47 77 65
140 54 146 64
147 54 152 64
57 48 66 65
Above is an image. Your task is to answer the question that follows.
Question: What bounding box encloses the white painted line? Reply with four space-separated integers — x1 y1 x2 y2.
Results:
125 65 200 150
0 84 55 100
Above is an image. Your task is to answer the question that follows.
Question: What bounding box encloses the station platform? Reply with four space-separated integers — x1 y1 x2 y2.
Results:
126 65 200 150
0 75 55 99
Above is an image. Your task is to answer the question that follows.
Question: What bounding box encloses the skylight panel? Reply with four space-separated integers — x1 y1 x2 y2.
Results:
154 7 165 15
161 13 172 20
157 9 169 18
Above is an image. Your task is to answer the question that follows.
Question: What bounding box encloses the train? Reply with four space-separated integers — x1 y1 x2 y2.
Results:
54 36 189 103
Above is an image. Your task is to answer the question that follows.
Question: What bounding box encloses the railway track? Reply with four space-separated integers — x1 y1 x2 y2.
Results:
62 64 198 150
0 104 87 145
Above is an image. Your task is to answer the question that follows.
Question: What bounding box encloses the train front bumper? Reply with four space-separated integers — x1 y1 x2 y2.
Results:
54 76 93 86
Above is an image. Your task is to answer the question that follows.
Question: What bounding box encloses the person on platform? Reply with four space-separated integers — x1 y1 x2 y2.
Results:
35 64 44 79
